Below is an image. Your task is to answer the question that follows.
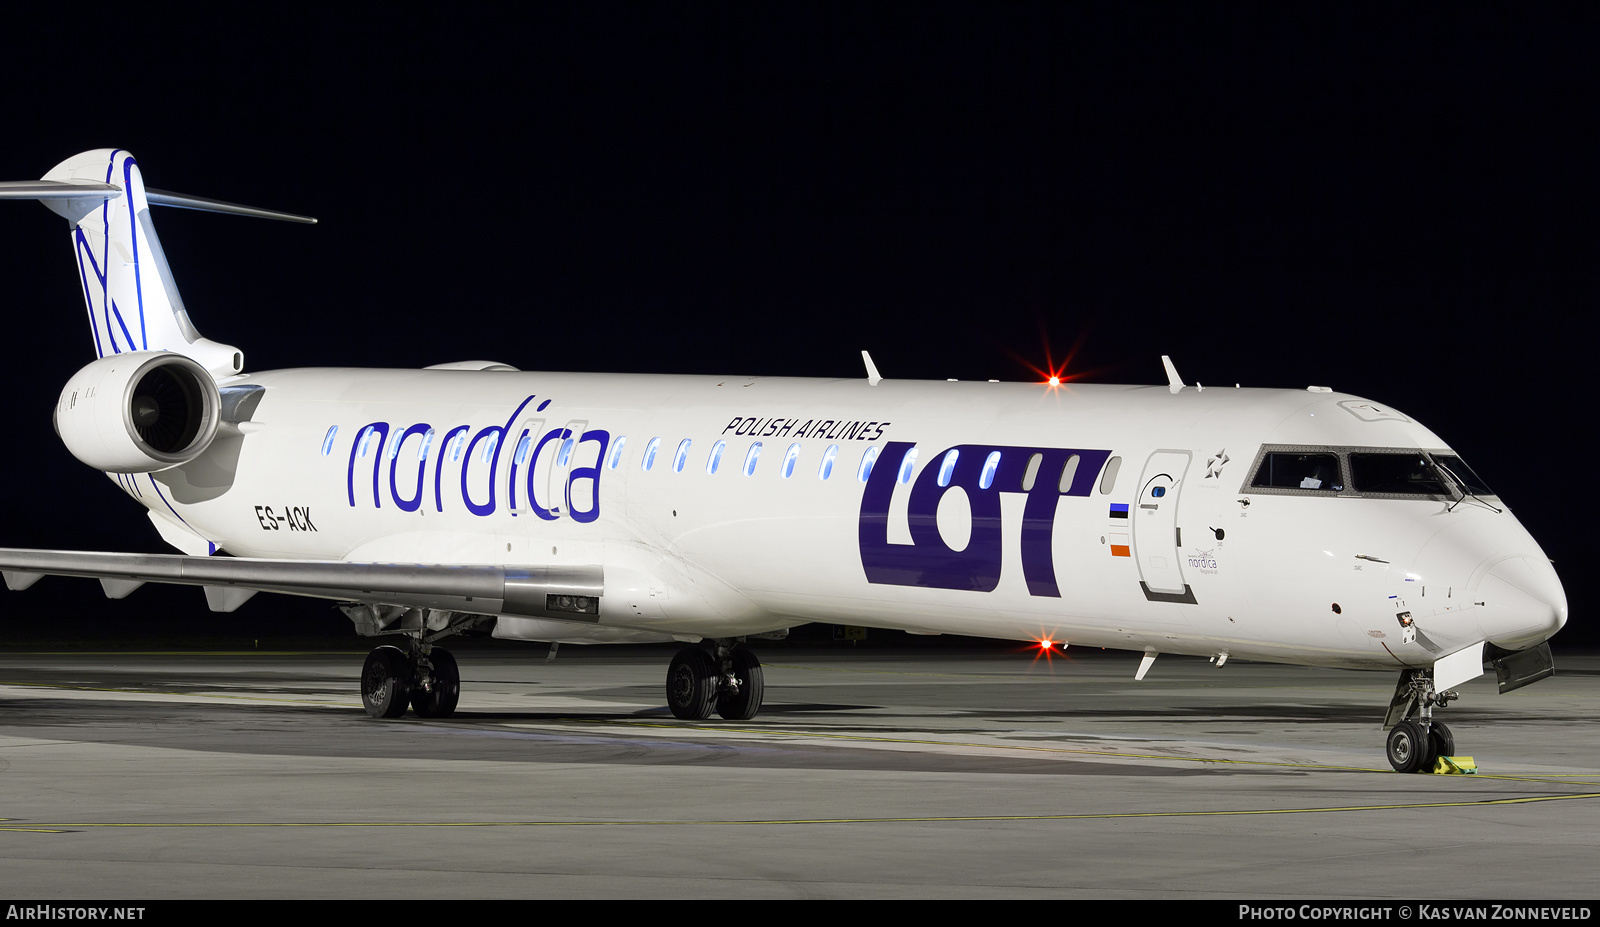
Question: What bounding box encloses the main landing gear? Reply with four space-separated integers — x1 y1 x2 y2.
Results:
1383 668 1459 773
361 640 461 719
344 605 487 720
666 640 764 721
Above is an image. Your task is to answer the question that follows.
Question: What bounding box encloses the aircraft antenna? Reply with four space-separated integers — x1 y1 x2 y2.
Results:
1161 355 1185 394
861 351 883 386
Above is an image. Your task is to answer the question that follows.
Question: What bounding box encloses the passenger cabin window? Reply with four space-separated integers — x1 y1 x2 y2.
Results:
607 437 626 470
1058 454 1080 492
321 425 338 457
782 443 801 479
642 437 660 471
1349 453 1447 495
707 440 726 475
743 442 761 476
979 451 1001 490
673 439 691 473
897 447 918 485
818 444 839 480
1252 452 1343 491
1098 456 1121 494
1022 452 1042 491
418 428 434 461
937 449 959 488
857 446 879 482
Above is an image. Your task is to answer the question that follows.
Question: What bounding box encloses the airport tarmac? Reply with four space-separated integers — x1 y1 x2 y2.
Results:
0 642 1595 899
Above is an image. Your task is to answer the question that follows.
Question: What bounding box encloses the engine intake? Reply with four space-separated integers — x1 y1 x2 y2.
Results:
55 352 221 472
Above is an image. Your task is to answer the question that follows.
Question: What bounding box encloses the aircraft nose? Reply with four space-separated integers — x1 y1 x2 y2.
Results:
1478 556 1568 651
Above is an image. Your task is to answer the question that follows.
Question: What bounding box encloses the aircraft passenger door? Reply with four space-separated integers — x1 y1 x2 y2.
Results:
547 420 588 517
1132 450 1193 596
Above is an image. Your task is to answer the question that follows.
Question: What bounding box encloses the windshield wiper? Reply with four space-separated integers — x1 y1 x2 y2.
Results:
1432 456 1503 514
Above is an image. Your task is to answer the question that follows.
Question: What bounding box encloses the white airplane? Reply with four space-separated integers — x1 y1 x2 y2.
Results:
0 149 1568 772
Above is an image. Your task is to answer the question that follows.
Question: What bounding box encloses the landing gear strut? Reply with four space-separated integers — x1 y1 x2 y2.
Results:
1383 668 1459 773
666 640 764 721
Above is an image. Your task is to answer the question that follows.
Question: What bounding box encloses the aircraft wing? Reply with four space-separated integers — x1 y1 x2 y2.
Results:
0 548 602 618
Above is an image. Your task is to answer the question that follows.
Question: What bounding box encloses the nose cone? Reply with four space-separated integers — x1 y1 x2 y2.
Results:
1479 556 1568 651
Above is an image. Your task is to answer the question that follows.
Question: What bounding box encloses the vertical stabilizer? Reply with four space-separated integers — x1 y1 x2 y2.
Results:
42 150 243 377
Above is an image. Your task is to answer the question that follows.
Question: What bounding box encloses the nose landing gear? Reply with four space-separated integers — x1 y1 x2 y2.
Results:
1383 669 1460 773
666 640 765 721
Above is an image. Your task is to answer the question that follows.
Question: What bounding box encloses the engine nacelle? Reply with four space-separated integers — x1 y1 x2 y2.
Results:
55 352 222 473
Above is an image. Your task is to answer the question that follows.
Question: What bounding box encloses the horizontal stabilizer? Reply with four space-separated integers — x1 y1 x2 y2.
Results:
145 188 316 224
0 180 315 224
0 547 602 621
0 180 120 200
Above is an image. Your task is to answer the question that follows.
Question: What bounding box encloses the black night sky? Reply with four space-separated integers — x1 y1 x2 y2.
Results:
0 6 1594 645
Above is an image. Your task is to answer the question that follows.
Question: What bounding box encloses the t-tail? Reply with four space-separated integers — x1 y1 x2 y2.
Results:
0 148 314 378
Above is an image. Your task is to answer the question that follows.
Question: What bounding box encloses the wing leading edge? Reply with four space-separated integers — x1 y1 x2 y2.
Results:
0 548 601 619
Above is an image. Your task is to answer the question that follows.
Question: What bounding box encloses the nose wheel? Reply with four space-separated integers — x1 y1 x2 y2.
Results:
1383 669 1460 773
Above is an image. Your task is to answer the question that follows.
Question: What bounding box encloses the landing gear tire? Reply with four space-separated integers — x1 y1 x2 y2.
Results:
1428 720 1456 760
667 647 717 720
411 648 461 719
362 645 414 719
716 649 765 721
1386 719 1436 774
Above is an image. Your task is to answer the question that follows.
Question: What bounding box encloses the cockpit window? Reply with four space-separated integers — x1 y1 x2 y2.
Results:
1433 454 1494 496
1251 452 1343 491
1244 445 1485 500
1349 453 1448 495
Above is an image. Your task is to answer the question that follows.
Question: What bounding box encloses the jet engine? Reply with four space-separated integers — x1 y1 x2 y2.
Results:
55 351 221 473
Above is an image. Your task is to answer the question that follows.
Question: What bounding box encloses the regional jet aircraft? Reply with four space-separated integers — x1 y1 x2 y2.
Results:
0 150 1568 772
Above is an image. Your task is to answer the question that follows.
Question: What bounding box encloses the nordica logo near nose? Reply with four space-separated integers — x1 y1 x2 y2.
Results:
859 441 1111 596
345 395 610 522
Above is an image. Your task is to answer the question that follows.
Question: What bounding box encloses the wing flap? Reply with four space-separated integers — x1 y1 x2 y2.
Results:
0 548 602 619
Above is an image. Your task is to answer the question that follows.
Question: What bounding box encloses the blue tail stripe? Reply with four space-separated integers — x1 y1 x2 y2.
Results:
73 230 105 357
109 300 136 352
121 156 147 349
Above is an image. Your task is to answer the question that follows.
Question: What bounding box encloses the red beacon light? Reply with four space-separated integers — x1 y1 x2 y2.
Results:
1029 637 1064 665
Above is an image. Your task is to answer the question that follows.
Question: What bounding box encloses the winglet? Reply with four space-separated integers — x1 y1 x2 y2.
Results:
1161 355 1184 394
862 350 883 386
